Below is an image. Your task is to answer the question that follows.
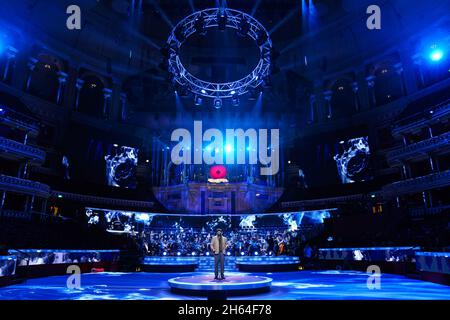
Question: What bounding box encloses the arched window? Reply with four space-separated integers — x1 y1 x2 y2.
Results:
28 54 61 102
330 78 355 118
373 63 405 106
78 75 105 117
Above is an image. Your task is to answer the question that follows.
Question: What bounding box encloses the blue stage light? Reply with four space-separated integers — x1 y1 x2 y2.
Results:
230 90 236 95
430 49 444 62
227 252 231 256
240 252 245 256
225 144 233 153
201 89 206 94
254 251 259 256
163 252 167 256
206 252 210 256
177 252 181 256
192 252 196 256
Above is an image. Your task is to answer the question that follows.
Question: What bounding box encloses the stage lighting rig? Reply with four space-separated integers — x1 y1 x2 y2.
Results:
213 98 223 109
194 13 206 35
174 25 186 43
194 95 203 106
217 11 227 30
162 8 275 106
237 19 250 37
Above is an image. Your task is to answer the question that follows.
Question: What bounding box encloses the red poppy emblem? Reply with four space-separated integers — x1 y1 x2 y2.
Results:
210 165 227 179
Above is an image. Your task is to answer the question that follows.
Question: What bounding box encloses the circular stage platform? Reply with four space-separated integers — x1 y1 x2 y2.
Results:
168 273 272 298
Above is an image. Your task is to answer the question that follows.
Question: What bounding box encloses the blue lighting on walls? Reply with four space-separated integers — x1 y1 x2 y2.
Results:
0 35 5 54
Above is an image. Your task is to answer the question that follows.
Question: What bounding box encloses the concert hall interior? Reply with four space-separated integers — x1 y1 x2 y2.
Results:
0 0 449 301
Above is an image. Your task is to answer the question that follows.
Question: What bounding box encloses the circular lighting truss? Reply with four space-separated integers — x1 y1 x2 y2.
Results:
163 8 273 102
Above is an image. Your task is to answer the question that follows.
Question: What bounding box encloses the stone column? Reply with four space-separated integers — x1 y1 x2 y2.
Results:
351 81 360 111
25 57 39 91
366 75 376 108
41 198 48 213
429 154 436 172
393 62 406 97
401 161 410 179
323 90 333 119
120 93 127 122
308 94 316 123
74 78 84 111
102 88 113 119
2 46 18 82
56 71 68 105
402 135 408 146
0 191 5 210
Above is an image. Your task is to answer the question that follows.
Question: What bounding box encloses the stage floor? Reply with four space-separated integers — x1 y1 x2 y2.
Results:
0 271 448 300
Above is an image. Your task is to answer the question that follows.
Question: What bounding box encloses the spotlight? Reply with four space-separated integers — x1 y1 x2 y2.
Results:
192 251 196 256
163 252 168 256
217 11 227 31
194 95 203 106
269 251 273 256
113 143 119 147
237 19 250 37
232 96 240 107
430 49 444 62
254 251 259 256
194 13 206 35
201 89 206 94
177 252 181 256
240 252 245 256
206 252 210 256
230 90 236 95
213 98 222 109
225 144 233 153
226 252 231 256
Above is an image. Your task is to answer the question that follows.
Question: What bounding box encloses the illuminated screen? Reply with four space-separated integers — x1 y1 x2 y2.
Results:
85 208 333 234
105 145 138 188
334 136 371 184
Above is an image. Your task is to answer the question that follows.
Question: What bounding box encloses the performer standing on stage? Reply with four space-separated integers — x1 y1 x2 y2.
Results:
210 228 228 280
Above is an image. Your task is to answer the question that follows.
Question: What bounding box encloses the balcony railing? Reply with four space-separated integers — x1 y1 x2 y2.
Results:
0 137 46 163
387 131 450 165
50 191 155 209
392 99 450 136
0 174 51 197
383 169 450 195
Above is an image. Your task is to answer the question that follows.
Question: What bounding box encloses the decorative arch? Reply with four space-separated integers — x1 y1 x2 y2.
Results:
324 74 357 119
27 52 64 102
78 73 107 117
367 55 405 107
